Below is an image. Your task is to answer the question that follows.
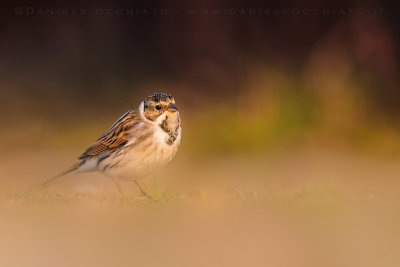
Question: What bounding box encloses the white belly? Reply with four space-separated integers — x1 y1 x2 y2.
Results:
101 126 181 180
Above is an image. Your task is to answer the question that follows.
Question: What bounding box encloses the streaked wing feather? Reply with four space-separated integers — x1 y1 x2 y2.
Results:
78 110 137 160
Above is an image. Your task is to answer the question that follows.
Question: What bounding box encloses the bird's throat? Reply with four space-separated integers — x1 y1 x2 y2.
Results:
159 114 180 145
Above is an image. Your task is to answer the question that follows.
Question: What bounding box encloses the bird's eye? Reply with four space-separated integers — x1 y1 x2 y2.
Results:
155 105 161 110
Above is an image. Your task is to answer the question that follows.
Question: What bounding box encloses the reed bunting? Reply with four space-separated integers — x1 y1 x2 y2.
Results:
42 92 181 198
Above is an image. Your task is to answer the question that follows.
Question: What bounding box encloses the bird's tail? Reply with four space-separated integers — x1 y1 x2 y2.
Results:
40 162 82 189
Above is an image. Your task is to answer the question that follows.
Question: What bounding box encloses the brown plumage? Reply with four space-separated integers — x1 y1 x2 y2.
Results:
79 110 137 160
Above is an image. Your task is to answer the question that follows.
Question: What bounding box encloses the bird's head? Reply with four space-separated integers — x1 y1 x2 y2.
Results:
140 92 178 122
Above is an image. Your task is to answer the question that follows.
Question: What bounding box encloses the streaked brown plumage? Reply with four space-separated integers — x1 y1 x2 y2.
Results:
79 110 138 160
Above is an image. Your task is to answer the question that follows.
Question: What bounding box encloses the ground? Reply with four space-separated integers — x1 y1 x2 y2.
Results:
1 145 400 267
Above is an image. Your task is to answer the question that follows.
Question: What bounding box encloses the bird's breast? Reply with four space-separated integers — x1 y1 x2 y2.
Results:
101 123 181 180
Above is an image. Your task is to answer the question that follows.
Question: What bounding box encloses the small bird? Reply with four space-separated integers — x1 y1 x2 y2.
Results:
41 92 181 198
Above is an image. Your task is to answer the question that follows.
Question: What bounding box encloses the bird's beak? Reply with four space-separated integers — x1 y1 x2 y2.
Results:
168 103 178 112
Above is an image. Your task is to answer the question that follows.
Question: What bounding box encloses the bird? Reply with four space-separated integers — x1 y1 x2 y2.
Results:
41 92 181 198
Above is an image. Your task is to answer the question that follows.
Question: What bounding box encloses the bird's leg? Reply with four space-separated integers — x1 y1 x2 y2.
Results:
134 180 154 200
112 177 124 196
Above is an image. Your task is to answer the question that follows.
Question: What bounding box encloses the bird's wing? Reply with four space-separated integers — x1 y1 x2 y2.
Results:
78 110 138 159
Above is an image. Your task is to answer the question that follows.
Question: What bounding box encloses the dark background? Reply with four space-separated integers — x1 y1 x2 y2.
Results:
1 0 399 153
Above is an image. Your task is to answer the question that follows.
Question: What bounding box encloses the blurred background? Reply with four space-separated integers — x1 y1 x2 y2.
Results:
1 1 400 266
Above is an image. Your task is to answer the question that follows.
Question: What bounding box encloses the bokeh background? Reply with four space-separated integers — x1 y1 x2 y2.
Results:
1 1 400 266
